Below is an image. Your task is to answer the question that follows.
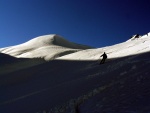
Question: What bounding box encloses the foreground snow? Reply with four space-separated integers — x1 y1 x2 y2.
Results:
0 33 150 113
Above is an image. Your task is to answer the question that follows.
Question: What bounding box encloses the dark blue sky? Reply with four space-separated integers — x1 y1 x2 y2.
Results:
0 0 150 48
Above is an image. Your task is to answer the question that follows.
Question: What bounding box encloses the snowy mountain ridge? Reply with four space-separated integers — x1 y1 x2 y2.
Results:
0 34 92 60
58 32 150 60
0 33 150 61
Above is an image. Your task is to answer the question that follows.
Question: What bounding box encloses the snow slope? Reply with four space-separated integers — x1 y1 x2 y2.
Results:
0 53 44 75
0 34 92 61
58 33 150 60
0 33 150 113
0 35 92 75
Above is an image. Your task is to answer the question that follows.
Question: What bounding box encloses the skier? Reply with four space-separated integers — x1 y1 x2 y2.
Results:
99 52 107 64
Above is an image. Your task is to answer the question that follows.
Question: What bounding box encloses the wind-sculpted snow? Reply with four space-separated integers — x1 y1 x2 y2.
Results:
0 33 150 113
0 34 92 60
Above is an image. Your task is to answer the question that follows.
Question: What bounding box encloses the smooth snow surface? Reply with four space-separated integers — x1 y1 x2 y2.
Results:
0 34 92 60
0 33 150 113
58 34 150 60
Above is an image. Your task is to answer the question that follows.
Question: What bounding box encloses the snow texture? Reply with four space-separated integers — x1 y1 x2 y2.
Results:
0 34 92 61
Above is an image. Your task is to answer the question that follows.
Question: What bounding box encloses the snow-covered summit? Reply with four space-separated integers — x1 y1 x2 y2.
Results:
0 34 92 60
21 34 91 49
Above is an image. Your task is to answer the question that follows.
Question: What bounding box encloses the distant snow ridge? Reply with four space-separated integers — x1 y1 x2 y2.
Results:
1 32 150 61
129 34 142 41
127 32 150 42
22 34 91 49
0 34 92 60
58 32 150 60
